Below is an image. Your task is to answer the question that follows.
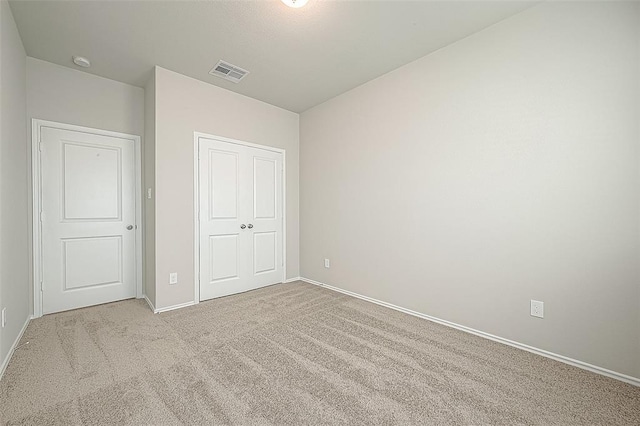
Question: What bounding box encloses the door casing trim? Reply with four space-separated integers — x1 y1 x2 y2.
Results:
193 131 287 305
31 119 143 317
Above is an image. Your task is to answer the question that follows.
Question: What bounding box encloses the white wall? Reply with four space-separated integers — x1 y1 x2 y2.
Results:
153 67 299 310
0 0 29 371
144 69 156 307
300 1 640 378
27 58 144 137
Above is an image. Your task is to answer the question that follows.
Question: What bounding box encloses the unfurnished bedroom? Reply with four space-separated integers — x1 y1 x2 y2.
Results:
0 0 639 424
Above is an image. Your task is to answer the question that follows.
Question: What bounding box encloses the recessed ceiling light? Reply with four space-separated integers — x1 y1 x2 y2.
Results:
72 56 91 68
281 0 308 8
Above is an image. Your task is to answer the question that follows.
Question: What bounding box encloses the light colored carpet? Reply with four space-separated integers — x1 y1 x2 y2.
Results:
1 281 639 425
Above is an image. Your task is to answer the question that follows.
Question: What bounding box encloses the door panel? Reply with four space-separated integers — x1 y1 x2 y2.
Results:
62 143 121 220
62 236 122 289
209 150 239 219
253 231 276 274
209 234 240 281
253 157 276 219
199 137 283 301
41 127 136 314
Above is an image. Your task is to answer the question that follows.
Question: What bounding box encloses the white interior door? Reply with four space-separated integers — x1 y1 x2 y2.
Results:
40 126 136 314
199 137 283 301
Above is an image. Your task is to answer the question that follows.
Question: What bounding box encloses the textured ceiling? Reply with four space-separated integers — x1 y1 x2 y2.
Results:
9 0 536 112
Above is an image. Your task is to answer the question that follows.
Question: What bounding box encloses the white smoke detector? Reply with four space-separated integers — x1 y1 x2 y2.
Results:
281 0 309 8
209 60 249 83
72 56 91 68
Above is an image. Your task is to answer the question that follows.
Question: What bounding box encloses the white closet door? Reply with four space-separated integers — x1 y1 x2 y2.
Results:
40 127 136 314
199 137 283 301
199 140 250 300
247 147 283 289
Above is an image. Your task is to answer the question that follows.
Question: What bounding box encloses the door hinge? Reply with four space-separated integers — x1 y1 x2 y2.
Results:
40 281 43 292
38 142 43 152
39 210 43 222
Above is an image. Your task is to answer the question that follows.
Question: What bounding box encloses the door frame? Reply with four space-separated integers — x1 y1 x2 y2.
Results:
193 131 287 304
31 119 143 318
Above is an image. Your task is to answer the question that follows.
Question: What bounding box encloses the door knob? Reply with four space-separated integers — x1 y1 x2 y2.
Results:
247 224 253 229
126 225 134 230
240 224 246 229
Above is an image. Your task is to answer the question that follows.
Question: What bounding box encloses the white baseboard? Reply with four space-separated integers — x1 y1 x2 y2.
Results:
154 300 196 314
143 293 195 314
0 315 32 382
300 277 640 387
143 295 156 313
149 279 301 315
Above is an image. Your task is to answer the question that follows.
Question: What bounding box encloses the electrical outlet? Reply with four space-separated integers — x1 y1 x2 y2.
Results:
530 300 544 318
169 273 178 285
324 259 330 268
1 308 6 328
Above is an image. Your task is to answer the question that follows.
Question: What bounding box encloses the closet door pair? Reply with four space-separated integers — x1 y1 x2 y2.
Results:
198 136 283 301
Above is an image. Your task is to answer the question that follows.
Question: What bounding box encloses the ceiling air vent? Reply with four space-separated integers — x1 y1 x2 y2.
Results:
209 60 249 83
